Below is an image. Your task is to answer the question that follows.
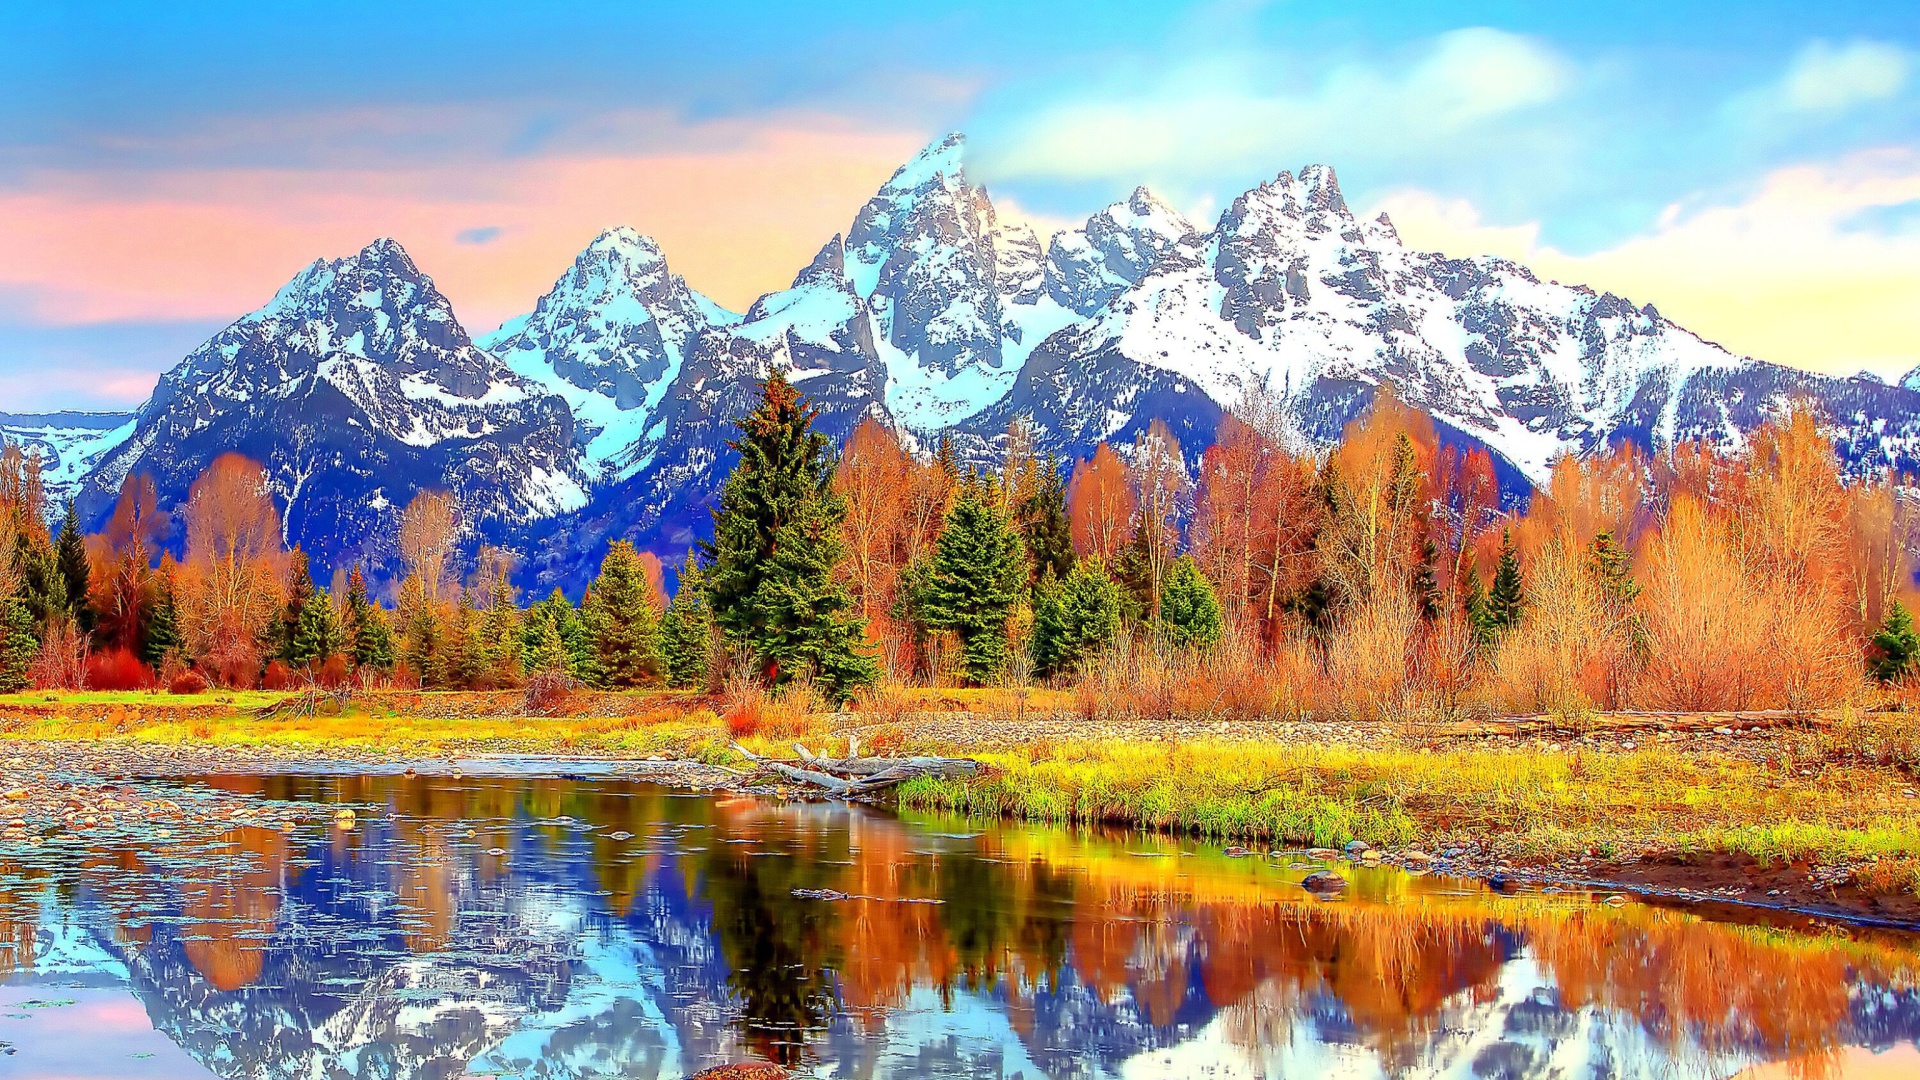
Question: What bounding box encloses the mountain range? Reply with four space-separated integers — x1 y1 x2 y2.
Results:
10 133 1918 587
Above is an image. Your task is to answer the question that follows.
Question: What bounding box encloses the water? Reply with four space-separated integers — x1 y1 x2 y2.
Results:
1 770 1917 1079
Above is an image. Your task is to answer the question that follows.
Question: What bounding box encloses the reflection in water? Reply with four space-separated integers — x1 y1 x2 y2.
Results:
0 772 1917 1079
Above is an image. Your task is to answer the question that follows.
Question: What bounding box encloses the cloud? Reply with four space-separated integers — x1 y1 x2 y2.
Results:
455 225 503 246
1780 40 1911 113
973 28 1570 185
1375 149 1920 377
0 118 927 332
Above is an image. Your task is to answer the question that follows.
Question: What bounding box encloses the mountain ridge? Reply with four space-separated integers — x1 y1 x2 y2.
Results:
47 133 1920 584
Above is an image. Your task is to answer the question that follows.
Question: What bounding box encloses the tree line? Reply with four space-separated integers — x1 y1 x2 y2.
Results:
1 371 1915 713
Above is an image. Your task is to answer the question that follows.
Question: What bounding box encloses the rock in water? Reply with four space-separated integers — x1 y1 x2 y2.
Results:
1302 871 1347 892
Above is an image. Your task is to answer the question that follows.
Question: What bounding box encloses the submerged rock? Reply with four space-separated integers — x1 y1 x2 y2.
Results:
1302 871 1347 892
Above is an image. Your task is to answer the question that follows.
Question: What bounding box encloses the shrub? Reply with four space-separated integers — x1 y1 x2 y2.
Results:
522 669 578 715
262 660 294 690
318 654 351 688
168 669 210 695
86 647 156 691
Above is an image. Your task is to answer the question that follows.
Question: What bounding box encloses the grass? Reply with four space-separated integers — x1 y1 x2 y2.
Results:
895 735 1920 876
6 690 1918 890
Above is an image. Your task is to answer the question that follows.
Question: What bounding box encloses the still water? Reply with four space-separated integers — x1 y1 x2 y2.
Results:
0 769 1917 1080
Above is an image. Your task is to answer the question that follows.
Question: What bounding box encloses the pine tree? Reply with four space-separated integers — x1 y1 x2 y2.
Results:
481 586 524 685
661 562 714 690
17 538 65 630
524 616 566 675
1412 536 1443 622
1157 556 1223 649
1115 520 1156 624
278 549 316 662
1873 601 1920 684
54 498 92 632
584 541 663 688
1019 456 1074 592
445 593 485 689
290 587 345 668
918 483 1025 684
1462 567 1493 646
343 567 393 671
701 372 876 699
142 569 182 669
1030 557 1123 677
398 575 444 686
1486 528 1525 633
747 492 879 698
1588 530 1640 605
0 596 33 691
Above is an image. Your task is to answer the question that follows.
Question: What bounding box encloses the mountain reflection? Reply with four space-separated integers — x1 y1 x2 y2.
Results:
0 772 1917 1079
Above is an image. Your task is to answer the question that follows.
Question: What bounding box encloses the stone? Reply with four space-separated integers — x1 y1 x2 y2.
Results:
1301 871 1347 892
1344 839 1370 856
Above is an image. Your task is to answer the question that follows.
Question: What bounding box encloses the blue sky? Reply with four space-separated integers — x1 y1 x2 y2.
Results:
2 1 1917 407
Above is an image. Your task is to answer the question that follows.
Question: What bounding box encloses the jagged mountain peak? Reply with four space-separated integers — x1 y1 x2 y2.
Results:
879 131 968 195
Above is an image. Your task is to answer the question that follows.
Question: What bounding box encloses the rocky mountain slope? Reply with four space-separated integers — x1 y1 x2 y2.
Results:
72 238 584 574
0 410 136 508
63 134 1920 583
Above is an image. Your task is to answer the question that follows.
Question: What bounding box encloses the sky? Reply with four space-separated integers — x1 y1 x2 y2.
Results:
2 1 1917 409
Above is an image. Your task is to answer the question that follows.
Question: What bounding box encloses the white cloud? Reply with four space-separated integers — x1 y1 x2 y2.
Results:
975 28 1570 183
1781 40 1911 112
1375 150 1920 377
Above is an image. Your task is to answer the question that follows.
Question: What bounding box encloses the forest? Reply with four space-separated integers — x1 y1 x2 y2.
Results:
1 370 1915 724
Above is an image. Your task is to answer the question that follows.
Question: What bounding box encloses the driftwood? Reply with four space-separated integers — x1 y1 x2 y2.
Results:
731 742 981 797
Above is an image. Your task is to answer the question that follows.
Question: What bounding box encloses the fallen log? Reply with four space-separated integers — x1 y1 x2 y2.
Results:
732 743 981 796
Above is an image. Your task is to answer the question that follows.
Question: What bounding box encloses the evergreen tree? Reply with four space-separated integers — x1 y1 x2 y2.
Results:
1157 556 1223 649
917 483 1025 684
584 541 663 687
1018 456 1074 591
445 593 485 688
524 616 566 676
278 549 316 662
661 562 714 690
1588 530 1640 605
343 567 393 671
1873 600 1920 684
398 576 444 686
1115 520 1156 625
1029 557 1123 678
1412 536 1443 622
142 569 182 669
747 493 880 698
290 587 345 668
1462 567 1493 646
0 596 33 691
17 538 65 630
701 372 876 699
1485 528 1525 633
481 587 524 685
54 499 92 632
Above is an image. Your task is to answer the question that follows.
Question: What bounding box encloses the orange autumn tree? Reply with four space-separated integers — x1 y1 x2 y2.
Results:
834 415 913 620
176 454 288 686
1068 442 1134 563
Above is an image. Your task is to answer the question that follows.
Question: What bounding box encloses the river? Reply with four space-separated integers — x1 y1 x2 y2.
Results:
0 769 1916 1079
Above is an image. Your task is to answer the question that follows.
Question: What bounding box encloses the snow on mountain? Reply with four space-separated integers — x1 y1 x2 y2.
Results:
968 163 1920 487
479 227 740 485
75 238 586 575
0 410 137 509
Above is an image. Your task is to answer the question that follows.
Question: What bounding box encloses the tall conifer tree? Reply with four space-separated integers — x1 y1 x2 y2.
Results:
918 482 1025 684
701 372 876 698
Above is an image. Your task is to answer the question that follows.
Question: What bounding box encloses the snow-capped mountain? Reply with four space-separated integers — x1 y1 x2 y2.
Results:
0 410 136 509
73 238 585 574
479 227 740 486
55 133 1920 584
967 162 1920 481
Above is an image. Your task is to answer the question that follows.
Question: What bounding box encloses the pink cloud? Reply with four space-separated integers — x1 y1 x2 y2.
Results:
0 119 929 334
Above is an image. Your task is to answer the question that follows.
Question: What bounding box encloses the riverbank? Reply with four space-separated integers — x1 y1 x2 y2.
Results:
2 687 1916 925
